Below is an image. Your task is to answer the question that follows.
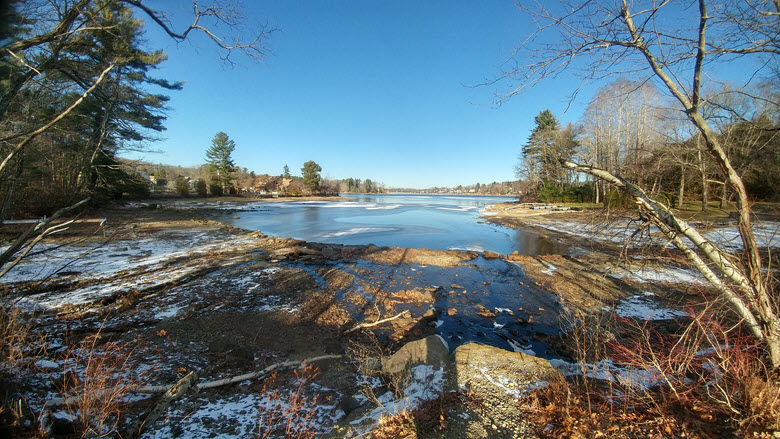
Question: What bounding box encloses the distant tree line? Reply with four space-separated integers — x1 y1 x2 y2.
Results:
389 181 524 196
516 79 779 207
132 152 385 198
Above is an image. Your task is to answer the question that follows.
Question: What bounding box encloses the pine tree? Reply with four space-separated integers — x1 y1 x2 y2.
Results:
301 161 322 194
205 132 236 190
283 164 291 178
520 109 577 190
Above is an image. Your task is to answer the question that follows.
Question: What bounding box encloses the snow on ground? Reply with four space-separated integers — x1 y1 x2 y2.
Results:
550 358 666 392
703 221 780 250
611 292 688 320
3 231 263 311
0 230 247 284
349 365 445 430
536 217 780 251
535 219 652 246
142 386 343 439
606 265 706 285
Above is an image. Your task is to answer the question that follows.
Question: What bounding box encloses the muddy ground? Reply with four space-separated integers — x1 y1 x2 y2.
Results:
0 197 710 438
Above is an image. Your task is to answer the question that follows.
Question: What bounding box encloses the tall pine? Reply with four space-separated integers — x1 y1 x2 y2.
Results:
205 132 237 190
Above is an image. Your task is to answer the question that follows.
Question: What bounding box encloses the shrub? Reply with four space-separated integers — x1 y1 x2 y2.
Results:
208 175 223 196
257 364 320 439
194 178 207 196
174 176 189 197
603 189 634 209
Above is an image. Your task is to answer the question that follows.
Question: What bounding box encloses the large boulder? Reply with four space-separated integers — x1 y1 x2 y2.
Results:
453 343 561 388
381 334 449 376
329 342 556 439
441 343 562 439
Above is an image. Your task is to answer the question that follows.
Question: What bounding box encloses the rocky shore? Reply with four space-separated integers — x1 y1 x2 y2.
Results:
0 197 703 438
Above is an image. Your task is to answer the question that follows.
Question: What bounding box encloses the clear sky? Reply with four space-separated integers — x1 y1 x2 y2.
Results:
135 1 590 189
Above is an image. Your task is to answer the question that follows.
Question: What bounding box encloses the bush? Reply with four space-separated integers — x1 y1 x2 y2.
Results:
174 176 189 197
208 176 223 196
58 332 141 438
194 179 207 196
604 189 635 209
538 182 563 203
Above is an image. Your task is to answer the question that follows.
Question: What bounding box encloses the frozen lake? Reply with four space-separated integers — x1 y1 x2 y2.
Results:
221 194 570 255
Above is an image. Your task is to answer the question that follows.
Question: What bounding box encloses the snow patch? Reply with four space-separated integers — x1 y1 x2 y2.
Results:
612 292 687 320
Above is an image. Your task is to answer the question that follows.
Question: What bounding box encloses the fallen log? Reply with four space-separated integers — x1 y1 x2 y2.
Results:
121 371 199 439
343 310 411 334
130 354 343 394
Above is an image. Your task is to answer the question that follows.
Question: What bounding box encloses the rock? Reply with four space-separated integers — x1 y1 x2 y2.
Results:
381 335 449 376
447 307 458 316
232 215 240 219
451 283 465 290
390 288 435 305
482 250 503 260
338 395 366 417
445 343 563 439
453 342 561 389
475 304 496 318
506 253 532 263
422 308 441 320
295 246 321 256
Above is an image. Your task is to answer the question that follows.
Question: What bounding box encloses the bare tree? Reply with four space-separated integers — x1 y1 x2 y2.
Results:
499 0 780 366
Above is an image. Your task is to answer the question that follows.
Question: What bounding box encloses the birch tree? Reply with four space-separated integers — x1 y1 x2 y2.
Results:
498 0 780 366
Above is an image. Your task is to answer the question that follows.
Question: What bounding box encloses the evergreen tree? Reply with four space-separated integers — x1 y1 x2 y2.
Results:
0 0 182 215
174 176 189 196
283 164 291 178
205 132 236 190
194 178 208 196
301 160 322 194
519 109 577 190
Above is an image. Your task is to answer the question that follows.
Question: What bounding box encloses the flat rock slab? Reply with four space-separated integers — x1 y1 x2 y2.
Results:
441 343 562 439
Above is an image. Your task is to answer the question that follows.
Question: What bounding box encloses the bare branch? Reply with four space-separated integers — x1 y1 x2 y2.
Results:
122 0 274 62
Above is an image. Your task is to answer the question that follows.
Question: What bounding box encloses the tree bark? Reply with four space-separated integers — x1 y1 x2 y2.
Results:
677 164 685 209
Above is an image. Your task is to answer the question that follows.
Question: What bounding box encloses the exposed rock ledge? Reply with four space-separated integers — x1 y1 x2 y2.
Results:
330 337 561 439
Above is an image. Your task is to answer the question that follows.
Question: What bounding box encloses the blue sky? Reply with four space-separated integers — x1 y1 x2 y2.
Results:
136 1 590 189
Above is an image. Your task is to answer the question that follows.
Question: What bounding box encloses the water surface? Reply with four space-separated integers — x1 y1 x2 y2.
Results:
222 194 569 256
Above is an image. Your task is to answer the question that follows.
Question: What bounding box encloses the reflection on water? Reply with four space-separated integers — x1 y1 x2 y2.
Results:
223 194 570 256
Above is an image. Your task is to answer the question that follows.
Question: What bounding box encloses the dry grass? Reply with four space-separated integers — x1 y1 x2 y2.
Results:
257 363 323 439
368 391 471 439
0 303 33 373
522 307 780 438
56 331 141 438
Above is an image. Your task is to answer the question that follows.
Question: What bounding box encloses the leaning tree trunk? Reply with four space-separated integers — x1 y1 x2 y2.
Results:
563 161 780 367
618 2 775 363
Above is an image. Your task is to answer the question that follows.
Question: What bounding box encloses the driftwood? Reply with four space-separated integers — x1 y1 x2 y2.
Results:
119 355 341 438
121 371 198 439
130 354 343 394
343 310 410 334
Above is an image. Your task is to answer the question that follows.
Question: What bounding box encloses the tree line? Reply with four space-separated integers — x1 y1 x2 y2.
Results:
518 79 779 207
135 131 384 197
